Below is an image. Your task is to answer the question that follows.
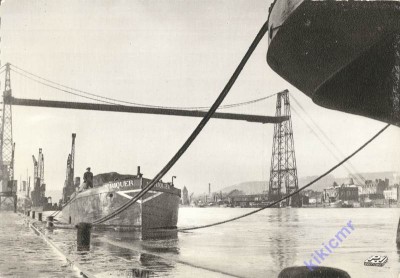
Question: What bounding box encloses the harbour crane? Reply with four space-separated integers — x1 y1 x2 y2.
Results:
31 148 45 207
62 133 76 203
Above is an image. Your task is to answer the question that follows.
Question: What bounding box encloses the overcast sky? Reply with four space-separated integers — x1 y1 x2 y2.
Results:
0 0 399 199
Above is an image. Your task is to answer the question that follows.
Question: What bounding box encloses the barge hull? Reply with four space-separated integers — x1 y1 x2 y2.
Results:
61 177 180 230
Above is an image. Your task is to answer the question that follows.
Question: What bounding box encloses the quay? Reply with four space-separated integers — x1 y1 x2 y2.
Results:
2 209 237 277
0 211 80 277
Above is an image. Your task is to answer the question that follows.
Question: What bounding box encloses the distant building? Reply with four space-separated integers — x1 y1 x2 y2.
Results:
361 178 389 196
323 184 358 204
338 186 358 202
230 194 268 207
383 185 398 201
323 186 338 203
181 186 189 205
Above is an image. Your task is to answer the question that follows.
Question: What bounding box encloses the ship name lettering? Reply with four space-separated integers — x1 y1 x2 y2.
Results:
155 182 170 190
109 179 134 189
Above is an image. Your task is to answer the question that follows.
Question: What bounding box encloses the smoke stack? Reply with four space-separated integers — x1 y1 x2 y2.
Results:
209 183 211 195
137 166 142 177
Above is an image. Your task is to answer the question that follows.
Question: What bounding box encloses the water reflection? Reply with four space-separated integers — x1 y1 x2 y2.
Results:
267 209 299 271
14 208 399 278
90 228 180 277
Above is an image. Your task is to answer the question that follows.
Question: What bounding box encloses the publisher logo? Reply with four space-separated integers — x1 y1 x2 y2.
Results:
364 255 388 267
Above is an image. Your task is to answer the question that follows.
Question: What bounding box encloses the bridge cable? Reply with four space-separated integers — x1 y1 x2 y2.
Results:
92 19 270 225
10 63 278 111
291 94 366 183
290 105 364 185
10 69 120 105
177 123 390 231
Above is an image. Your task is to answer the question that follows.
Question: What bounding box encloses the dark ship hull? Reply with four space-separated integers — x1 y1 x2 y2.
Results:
61 174 180 230
267 0 400 126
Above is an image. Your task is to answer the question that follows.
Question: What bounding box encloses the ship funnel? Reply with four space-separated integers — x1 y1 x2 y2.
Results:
137 166 142 177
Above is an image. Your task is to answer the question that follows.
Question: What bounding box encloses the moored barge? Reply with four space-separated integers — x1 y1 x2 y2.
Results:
61 171 181 230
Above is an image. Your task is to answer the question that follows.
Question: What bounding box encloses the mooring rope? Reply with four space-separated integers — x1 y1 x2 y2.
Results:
50 195 77 217
92 19 270 225
176 123 390 231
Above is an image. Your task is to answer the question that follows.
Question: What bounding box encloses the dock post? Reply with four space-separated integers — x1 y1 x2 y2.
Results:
76 222 92 251
396 217 400 248
32 211 35 219
13 195 17 213
38 212 42 222
46 216 54 228
278 266 350 277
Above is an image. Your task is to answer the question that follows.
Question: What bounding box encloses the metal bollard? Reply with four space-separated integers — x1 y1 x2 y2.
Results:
278 266 350 278
38 212 42 222
32 211 35 219
76 222 92 251
46 216 54 228
130 269 150 278
396 217 400 248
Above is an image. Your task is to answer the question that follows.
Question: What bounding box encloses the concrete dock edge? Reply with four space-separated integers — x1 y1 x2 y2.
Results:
28 219 96 278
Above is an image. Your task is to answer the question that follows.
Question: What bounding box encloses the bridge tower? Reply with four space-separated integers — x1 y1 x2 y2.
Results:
268 90 301 207
0 63 16 211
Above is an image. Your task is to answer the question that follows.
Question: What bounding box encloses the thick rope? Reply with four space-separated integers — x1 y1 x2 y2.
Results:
50 194 78 217
92 20 270 225
177 123 390 231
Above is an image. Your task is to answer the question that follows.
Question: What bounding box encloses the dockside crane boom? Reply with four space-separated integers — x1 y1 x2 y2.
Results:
31 148 46 207
32 155 38 180
70 133 76 181
62 133 76 203
38 148 44 185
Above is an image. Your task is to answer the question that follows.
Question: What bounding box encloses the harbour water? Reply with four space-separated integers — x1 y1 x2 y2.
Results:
1 207 399 277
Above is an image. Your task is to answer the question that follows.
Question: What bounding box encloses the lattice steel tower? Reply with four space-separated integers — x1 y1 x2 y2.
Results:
268 90 301 207
0 63 13 183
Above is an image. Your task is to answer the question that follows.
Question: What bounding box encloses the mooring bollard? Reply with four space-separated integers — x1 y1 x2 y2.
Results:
46 216 54 228
32 211 35 219
396 217 400 248
130 269 150 278
278 266 350 278
76 222 92 251
38 212 42 222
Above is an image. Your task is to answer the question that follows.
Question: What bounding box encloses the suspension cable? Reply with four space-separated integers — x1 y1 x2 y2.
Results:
290 105 364 185
177 123 390 231
10 69 120 105
9 63 278 111
92 20 270 225
291 94 366 183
